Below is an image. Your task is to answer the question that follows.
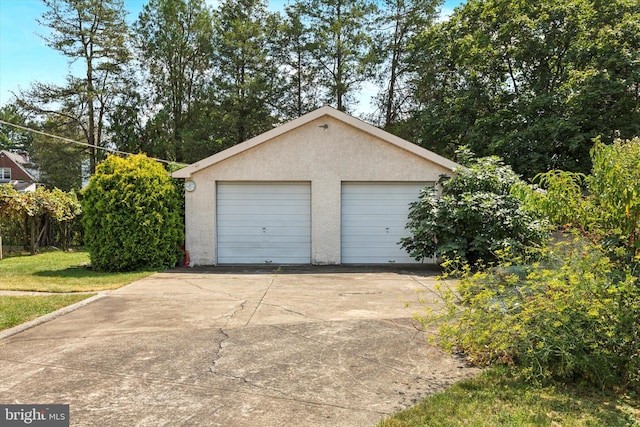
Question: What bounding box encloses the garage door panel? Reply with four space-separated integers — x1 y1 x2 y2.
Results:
220 201 306 214
218 219 310 229
341 182 430 264
218 227 310 238
217 182 311 264
342 227 408 237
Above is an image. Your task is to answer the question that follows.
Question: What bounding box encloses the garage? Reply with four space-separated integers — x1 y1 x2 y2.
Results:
173 106 458 266
341 182 430 264
217 182 311 264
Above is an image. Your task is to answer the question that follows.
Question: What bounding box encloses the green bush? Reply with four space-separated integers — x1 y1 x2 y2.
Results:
424 239 640 391
415 139 640 392
0 184 82 253
401 150 548 264
589 138 640 264
82 154 184 272
518 137 640 266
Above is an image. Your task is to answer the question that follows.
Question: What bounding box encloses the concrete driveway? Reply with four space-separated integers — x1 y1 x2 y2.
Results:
0 267 479 426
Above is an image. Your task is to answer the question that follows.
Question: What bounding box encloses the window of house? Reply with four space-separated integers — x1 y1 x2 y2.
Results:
0 168 11 181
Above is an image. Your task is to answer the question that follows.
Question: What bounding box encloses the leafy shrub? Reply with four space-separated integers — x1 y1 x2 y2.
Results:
415 139 640 392
401 150 548 264
82 154 184 272
0 184 82 253
518 137 640 266
423 239 640 391
589 138 640 263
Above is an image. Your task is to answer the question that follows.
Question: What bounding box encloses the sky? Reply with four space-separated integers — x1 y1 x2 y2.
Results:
0 0 464 111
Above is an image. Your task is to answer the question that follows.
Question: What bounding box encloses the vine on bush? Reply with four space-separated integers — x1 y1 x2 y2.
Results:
0 184 81 253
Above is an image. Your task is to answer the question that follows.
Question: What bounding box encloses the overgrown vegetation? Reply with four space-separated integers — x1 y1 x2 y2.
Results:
410 138 640 393
0 184 82 254
82 154 184 272
430 240 639 390
401 147 548 264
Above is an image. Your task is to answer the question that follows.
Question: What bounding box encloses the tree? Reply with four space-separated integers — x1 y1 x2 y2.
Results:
300 0 378 112
30 116 85 191
588 138 640 259
408 0 640 178
18 0 130 175
82 154 183 272
274 3 324 119
133 0 216 163
211 0 282 144
401 148 548 264
369 0 441 129
0 105 33 152
0 104 83 191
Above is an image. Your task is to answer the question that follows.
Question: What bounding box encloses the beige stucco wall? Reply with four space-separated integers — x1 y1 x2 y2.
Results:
184 115 453 265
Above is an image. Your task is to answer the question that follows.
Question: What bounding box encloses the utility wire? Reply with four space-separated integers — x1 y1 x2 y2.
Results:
0 119 187 166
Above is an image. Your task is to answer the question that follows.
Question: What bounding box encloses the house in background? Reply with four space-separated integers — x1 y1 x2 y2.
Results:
173 106 459 266
0 150 38 192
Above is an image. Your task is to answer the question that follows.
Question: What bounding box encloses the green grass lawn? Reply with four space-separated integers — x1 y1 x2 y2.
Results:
0 294 95 331
0 250 161 331
0 250 159 292
378 368 640 427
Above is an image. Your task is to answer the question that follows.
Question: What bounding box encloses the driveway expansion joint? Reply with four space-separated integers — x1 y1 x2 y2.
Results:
244 276 276 326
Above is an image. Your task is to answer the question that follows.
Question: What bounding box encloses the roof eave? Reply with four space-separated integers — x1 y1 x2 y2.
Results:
171 106 459 178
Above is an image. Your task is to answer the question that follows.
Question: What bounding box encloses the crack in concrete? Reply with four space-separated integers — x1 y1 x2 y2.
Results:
408 274 443 292
0 358 386 415
204 324 390 415
221 299 248 326
209 328 230 374
270 321 420 377
338 291 382 296
216 370 289 398
212 368 388 415
244 276 276 326
182 280 247 301
258 303 311 319
379 318 426 334
183 279 252 326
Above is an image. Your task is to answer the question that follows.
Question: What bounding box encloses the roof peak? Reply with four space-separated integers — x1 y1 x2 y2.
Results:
172 107 458 179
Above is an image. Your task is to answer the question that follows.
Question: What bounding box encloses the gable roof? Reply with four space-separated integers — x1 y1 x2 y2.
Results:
172 106 458 179
0 150 37 181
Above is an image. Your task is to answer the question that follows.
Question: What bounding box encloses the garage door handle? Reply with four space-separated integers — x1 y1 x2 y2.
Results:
385 227 390 233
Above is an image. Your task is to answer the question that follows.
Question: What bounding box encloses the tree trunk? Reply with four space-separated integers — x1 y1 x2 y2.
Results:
29 216 36 255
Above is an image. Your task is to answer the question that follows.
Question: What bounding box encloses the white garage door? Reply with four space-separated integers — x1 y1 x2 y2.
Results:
341 182 430 264
217 182 311 264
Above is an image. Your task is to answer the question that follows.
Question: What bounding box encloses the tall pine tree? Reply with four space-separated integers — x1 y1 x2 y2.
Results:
18 0 129 175
211 0 282 144
300 0 377 112
133 0 215 163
